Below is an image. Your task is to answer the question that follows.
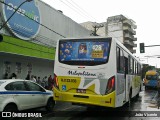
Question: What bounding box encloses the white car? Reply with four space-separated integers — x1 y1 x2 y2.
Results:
0 79 55 112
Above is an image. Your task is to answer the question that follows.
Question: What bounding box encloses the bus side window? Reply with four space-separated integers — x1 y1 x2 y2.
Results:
124 57 128 77
128 56 132 74
120 50 124 73
132 58 134 74
137 63 141 75
116 47 120 72
135 61 137 75
116 47 124 73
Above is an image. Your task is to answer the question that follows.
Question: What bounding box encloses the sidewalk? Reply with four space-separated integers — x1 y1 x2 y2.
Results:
151 91 160 109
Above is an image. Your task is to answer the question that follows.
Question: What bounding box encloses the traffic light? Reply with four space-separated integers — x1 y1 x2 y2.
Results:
140 43 145 53
0 35 3 42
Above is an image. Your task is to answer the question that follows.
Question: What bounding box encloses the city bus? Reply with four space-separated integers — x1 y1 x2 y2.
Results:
53 37 142 108
144 70 159 89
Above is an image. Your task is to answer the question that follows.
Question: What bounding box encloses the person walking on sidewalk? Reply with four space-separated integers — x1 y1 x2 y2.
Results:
48 75 53 90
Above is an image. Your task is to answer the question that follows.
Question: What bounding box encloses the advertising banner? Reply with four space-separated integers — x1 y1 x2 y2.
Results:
2 0 41 40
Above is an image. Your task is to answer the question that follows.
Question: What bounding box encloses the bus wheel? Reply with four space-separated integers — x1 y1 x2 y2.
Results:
136 91 139 98
140 85 142 91
127 90 132 107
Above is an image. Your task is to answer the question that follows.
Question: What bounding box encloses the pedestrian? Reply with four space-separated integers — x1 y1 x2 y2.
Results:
25 73 30 80
31 75 36 82
9 73 17 79
3 73 8 79
37 77 41 85
42 76 47 89
48 75 53 90
34 76 37 82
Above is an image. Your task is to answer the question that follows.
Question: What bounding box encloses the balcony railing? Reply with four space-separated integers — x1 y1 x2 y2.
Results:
123 26 136 35
133 37 137 41
123 20 132 26
124 33 137 41
134 43 137 47
124 40 135 47
123 19 137 29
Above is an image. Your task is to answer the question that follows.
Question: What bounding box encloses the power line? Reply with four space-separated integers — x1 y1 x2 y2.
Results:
43 0 98 22
58 0 90 21
69 0 98 22
64 0 97 22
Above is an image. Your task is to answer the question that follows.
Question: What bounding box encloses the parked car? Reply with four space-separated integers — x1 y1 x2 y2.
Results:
0 79 55 112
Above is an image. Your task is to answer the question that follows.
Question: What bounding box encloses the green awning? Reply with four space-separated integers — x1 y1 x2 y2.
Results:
0 35 55 60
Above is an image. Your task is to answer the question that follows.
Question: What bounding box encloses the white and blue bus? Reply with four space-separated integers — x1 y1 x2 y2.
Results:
53 37 142 108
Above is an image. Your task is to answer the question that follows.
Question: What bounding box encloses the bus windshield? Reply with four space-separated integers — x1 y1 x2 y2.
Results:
59 39 111 65
146 75 158 80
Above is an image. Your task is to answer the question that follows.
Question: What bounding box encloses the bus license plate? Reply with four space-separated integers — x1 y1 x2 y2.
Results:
76 89 86 93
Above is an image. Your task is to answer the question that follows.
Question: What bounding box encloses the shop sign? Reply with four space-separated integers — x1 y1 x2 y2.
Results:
2 0 41 40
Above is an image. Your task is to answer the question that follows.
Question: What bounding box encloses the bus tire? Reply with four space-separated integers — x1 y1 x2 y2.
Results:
140 85 142 91
126 89 132 107
134 93 139 101
136 93 139 98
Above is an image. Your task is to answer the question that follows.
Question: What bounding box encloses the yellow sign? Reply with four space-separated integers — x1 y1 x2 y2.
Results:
57 76 81 92
92 50 103 58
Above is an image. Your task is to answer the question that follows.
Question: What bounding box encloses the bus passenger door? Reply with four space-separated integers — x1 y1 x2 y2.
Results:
124 57 128 101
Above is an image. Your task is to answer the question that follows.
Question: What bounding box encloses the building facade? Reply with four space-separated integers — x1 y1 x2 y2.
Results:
0 0 91 79
81 15 137 54
106 15 137 53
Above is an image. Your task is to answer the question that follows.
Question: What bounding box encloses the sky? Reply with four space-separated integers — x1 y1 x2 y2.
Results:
42 0 160 68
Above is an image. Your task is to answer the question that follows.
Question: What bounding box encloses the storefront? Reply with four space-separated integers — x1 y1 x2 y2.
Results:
0 34 55 79
0 0 91 79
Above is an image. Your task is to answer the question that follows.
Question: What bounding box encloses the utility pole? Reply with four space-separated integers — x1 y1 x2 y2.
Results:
92 23 104 36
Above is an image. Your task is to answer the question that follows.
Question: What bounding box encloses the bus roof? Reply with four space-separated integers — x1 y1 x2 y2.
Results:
145 70 158 75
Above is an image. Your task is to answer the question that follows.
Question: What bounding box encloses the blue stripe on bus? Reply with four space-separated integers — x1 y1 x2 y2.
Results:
0 91 52 95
